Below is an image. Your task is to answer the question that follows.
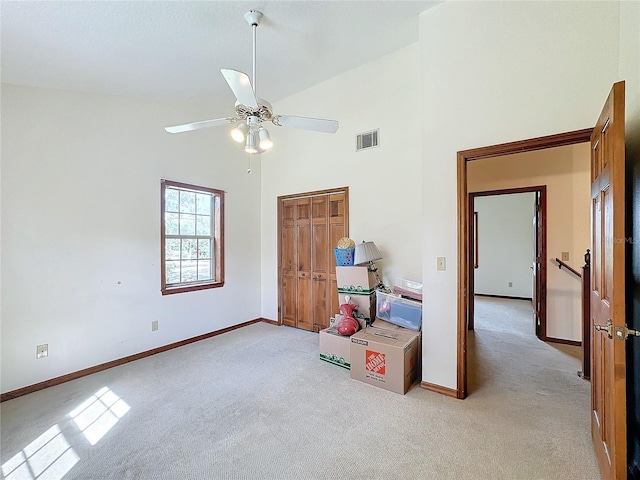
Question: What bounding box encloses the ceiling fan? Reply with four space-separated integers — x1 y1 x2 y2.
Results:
165 10 339 155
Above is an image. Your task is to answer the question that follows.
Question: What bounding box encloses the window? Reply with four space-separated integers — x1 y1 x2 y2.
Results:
161 180 224 295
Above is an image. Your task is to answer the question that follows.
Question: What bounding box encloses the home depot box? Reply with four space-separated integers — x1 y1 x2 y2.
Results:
338 292 376 325
336 266 377 294
350 324 420 394
319 326 351 369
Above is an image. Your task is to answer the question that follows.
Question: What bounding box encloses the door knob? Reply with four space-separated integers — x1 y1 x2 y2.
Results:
594 319 613 339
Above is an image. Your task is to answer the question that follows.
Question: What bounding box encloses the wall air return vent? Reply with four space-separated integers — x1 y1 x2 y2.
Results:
356 129 379 151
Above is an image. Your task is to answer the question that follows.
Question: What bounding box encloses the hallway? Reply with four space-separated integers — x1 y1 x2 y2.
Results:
469 295 583 393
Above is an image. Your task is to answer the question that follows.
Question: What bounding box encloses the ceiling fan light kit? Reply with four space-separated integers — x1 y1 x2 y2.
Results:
164 10 339 156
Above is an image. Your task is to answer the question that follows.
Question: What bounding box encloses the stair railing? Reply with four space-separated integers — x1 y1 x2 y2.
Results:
554 250 591 380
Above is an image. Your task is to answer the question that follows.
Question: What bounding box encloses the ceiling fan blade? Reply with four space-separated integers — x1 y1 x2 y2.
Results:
274 115 339 134
221 69 258 108
165 117 235 134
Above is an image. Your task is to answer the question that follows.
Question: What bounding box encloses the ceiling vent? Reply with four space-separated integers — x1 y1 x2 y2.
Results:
356 129 379 151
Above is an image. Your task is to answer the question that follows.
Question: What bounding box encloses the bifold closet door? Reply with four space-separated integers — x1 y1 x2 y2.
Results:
278 188 349 331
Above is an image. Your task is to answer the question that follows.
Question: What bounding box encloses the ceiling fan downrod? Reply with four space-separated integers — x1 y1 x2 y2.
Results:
244 10 262 95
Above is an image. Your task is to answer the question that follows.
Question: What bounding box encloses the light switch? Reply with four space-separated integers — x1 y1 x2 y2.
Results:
561 252 569 261
437 257 446 271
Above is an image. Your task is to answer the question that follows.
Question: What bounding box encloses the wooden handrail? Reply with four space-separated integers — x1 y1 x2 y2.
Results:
554 258 581 278
553 251 592 381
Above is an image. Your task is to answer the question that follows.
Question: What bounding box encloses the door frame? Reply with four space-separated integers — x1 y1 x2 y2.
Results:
468 186 547 340
457 128 593 398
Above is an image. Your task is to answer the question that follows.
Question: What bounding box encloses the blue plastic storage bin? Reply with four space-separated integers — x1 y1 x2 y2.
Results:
376 291 422 331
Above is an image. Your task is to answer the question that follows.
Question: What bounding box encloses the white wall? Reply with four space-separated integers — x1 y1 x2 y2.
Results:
420 1 622 389
473 193 535 299
620 0 640 151
1 85 262 393
468 145 591 342
260 44 422 321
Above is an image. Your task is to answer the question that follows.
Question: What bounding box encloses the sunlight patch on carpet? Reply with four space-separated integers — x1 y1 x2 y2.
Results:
1 424 79 480
68 387 130 446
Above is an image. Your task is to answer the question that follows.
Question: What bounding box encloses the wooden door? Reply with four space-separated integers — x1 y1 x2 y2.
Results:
590 81 626 479
311 196 329 331
278 188 349 331
532 191 543 339
296 197 313 331
281 199 297 328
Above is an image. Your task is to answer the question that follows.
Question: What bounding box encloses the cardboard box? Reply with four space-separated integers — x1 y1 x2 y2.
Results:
376 291 422 331
338 292 376 324
350 324 420 394
336 266 377 294
369 318 402 331
319 327 352 369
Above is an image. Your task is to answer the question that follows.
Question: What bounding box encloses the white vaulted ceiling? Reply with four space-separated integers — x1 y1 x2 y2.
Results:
1 1 439 107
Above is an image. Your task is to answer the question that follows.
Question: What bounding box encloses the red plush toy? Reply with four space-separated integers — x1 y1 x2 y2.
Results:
337 303 360 336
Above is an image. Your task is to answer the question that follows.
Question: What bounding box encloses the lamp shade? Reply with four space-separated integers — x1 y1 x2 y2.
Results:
244 132 258 154
231 123 249 143
354 241 382 265
258 127 273 150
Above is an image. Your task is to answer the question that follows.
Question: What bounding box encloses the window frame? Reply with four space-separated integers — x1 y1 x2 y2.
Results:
160 179 224 295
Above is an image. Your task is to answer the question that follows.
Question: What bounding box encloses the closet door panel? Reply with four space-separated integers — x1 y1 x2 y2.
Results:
312 196 329 330
280 200 297 327
296 198 313 330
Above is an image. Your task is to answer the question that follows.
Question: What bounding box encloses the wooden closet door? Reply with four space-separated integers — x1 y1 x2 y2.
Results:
281 199 297 327
278 188 349 331
296 198 313 331
311 196 329 331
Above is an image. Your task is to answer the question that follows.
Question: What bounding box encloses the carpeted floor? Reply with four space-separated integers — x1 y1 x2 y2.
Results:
1 297 600 479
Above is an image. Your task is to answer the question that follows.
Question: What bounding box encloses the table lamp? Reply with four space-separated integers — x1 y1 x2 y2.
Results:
354 241 390 292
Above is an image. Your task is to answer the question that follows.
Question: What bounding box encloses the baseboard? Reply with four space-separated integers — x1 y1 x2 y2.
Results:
474 293 533 301
544 336 581 347
420 381 461 399
1 318 263 403
259 317 280 326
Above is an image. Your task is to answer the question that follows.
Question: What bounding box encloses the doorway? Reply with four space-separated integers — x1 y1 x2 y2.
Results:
468 188 546 340
456 128 593 398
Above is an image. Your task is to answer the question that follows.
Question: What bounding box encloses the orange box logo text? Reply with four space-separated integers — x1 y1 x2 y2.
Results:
365 350 385 375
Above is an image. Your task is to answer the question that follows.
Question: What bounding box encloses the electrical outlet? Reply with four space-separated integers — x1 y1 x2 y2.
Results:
152 320 158 332
561 252 570 261
508 282 513 287
437 257 446 271
36 344 48 359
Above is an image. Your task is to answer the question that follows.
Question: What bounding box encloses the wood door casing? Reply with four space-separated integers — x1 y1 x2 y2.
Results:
466 186 546 337
328 194 347 319
277 187 349 332
456 128 594 400
590 81 626 480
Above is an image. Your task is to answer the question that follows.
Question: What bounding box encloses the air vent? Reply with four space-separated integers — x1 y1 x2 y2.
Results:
356 129 379 151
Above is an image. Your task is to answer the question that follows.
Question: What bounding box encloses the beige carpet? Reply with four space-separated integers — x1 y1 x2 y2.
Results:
1 297 600 479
